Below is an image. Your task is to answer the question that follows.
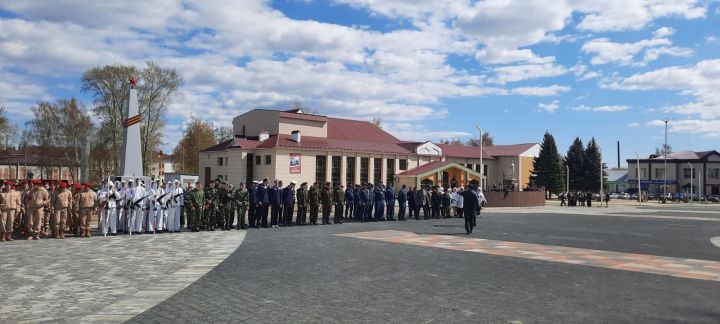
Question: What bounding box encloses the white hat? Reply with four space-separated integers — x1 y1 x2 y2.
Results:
290 180 297 185
108 182 114 187
174 179 180 183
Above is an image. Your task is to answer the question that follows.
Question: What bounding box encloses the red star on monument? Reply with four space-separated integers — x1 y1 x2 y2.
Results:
128 76 138 89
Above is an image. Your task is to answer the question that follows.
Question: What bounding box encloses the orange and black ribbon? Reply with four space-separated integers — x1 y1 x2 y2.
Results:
123 114 142 128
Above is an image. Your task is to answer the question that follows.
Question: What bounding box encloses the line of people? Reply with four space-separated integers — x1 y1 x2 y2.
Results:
0 176 488 242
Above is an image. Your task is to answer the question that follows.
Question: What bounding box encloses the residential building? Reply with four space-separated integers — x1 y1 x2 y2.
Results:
627 150 720 196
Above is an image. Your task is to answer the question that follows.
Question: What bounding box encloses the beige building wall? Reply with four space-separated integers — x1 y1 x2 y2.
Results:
232 110 280 136
278 117 327 137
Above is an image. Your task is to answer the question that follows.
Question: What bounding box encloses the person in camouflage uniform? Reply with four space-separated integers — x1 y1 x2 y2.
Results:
204 180 219 231
187 182 204 232
221 182 235 230
234 182 248 230
295 182 308 225
321 182 333 225
308 182 320 226
333 184 344 224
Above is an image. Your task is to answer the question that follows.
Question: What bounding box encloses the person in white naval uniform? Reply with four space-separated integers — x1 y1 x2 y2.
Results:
125 181 136 235
133 180 147 233
146 181 159 233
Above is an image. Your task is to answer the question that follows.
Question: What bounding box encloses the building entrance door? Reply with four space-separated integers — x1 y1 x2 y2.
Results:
204 167 211 186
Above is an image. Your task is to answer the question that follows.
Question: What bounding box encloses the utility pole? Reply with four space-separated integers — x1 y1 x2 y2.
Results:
566 165 569 195
475 124 483 192
687 162 693 205
663 118 670 203
634 151 641 206
599 146 604 207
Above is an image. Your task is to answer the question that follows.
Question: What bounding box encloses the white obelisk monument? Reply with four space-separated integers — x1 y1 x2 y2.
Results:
120 76 144 177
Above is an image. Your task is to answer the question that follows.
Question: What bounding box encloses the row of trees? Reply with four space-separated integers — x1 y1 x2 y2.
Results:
532 132 607 198
439 132 494 147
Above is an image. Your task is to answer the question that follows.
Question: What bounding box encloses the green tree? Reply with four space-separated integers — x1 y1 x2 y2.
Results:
173 117 217 174
565 137 585 191
532 131 564 197
583 137 607 192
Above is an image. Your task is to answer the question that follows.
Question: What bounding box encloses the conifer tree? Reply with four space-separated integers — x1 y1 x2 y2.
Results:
532 131 564 197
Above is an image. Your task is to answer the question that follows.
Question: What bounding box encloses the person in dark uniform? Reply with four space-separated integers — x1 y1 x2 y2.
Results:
461 184 480 235
586 192 592 207
385 184 396 221
344 185 354 221
269 180 281 228
295 182 308 225
407 187 415 219
364 183 374 222
397 185 407 221
321 182 333 225
430 186 442 219
373 183 386 221
282 181 295 226
357 184 368 222
248 181 258 228
258 178 270 228
353 184 361 220
560 192 566 206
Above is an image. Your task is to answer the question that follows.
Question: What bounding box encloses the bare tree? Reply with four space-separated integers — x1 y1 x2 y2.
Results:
215 126 233 143
467 132 494 147
372 116 383 129
29 99 94 181
0 104 18 149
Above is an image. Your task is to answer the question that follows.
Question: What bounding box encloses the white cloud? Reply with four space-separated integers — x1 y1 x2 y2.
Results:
574 0 706 32
646 119 720 137
511 85 571 96
581 27 691 66
572 105 631 112
538 100 560 113
611 59 720 119
628 122 640 127
386 122 473 142
490 63 569 84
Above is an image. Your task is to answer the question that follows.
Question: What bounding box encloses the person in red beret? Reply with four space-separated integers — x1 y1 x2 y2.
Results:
52 181 72 239
26 179 49 240
1 180 22 242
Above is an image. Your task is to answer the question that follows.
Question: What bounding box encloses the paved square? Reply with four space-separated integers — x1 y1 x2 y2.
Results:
336 230 720 281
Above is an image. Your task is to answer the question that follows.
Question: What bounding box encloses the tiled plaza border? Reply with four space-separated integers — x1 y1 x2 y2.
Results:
73 231 246 323
337 230 720 282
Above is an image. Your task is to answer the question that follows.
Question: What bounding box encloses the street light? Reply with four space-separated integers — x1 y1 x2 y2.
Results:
687 162 693 205
475 124 483 192
634 150 641 206
599 146 604 207
566 165 569 196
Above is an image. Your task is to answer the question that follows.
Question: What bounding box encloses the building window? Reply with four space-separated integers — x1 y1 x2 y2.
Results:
654 168 665 179
346 157 356 185
483 164 488 176
225 157 228 166
373 158 382 184
709 168 720 179
399 159 407 171
360 157 369 184
255 156 261 165
265 155 272 165
683 168 696 179
331 156 342 186
217 157 224 166
474 164 481 173
386 159 395 185
316 155 327 184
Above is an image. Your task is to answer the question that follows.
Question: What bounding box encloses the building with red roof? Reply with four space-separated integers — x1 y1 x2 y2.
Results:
200 109 539 189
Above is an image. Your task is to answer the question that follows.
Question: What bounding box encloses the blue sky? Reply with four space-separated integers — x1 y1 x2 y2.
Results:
1 0 719 167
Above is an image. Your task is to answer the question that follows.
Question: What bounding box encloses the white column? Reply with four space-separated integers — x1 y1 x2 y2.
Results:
368 155 375 184
381 157 388 185
326 153 332 184
340 154 347 187
355 155 361 185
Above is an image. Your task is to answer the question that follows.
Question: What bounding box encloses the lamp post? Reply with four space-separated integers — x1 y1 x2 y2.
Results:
599 146 604 207
475 124 483 192
634 150 641 206
687 162 693 204
566 165 569 195
663 118 670 203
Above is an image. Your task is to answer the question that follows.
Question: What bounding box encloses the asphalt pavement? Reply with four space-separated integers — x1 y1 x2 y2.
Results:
129 207 720 323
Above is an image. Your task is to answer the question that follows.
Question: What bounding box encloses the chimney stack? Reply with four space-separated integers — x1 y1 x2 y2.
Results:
259 130 269 142
291 130 301 143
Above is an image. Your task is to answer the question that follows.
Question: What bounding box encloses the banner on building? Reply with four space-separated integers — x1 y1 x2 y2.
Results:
289 153 301 174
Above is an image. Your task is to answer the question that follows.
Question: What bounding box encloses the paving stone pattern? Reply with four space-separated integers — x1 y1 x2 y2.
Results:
338 230 720 282
0 230 246 323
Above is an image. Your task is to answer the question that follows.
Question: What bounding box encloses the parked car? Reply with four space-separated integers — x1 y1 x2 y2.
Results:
609 193 619 199
630 193 638 200
707 195 719 202
620 193 630 199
